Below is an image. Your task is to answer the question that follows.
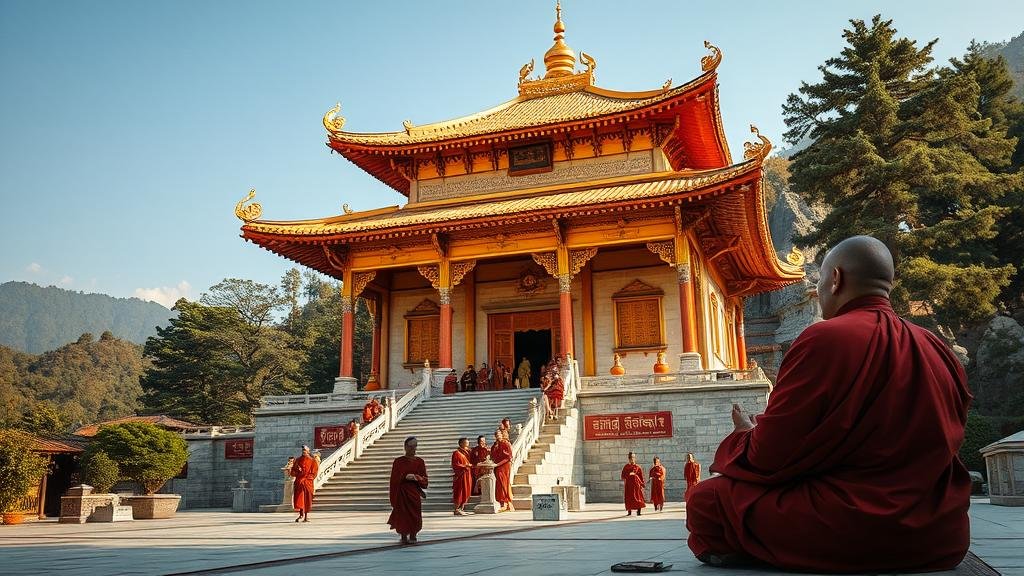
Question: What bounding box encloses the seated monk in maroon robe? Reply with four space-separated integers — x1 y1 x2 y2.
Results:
443 370 458 395
388 436 428 545
469 436 489 496
686 236 972 572
451 437 473 515
621 452 646 516
490 429 514 512
290 445 318 522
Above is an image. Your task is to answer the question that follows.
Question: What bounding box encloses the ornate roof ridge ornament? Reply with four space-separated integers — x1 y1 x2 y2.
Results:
518 1 595 97
701 40 722 73
743 124 772 161
234 189 263 222
323 103 345 136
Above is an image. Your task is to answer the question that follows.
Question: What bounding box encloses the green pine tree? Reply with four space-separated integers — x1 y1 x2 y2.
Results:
783 16 1021 329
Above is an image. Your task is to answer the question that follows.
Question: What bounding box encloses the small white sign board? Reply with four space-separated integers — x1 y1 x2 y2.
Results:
532 493 566 521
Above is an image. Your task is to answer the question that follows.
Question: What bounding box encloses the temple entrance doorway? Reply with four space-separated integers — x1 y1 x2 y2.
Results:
514 329 552 388
488 309 561 388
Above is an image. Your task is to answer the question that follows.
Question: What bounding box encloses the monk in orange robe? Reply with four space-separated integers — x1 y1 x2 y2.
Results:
362 399 374 424
649 456 666 511
469 435 489 496
477 363 491 391
290 445 318 522
685 237 972 572
451 437 473 515
621 452 645 516
388 436 429 545
683 453 700 502
490 429 514 512
443 369 458 395
371 397 384 419
345 419 358 442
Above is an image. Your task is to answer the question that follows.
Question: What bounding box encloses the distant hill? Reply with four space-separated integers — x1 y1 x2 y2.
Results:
982 31 1024 101
0 281 175 354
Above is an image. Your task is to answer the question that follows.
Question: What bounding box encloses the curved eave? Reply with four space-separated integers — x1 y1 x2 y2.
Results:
240 161 803 295
327 71 731 196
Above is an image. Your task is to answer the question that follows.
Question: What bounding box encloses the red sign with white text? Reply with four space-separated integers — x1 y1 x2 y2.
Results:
583 411 673 441
314 425 346 449
224 438 254 459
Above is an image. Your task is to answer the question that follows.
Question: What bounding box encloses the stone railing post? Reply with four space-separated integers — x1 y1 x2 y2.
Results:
353 422 363 458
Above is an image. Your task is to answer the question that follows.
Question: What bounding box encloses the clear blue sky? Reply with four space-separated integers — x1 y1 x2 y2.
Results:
2 0 1022 307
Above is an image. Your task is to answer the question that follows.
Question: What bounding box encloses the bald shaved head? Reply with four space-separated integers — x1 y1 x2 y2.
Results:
817 236 895 319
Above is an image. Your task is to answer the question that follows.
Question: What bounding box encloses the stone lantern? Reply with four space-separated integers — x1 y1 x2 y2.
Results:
473 456 501 514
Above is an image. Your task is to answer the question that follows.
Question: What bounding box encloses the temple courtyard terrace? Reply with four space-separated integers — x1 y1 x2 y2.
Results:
0 499 1018 575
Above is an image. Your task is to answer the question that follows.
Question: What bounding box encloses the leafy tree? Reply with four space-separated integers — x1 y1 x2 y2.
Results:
783 16 1021 330
19 401 70 435
0 431 50 513
959 412 1000 476
280 268 303 333
90 422 187 494
81 450 120 494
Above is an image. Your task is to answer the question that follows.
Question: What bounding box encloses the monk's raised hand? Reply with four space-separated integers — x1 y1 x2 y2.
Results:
731 403 755 432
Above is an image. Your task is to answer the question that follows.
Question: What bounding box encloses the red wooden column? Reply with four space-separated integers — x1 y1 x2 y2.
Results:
678 263 698 353
438 287 453 368
734 300 748 370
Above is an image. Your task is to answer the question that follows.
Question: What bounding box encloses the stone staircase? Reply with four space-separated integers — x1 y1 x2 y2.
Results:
314 388 541 511
511 406 579 509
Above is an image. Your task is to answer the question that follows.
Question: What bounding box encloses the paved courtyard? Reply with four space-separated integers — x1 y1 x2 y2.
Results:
0 499 1018 575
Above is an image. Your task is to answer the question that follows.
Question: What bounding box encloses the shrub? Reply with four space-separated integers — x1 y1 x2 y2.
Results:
0 432 50 513
91 422 187 494
960 412 1001 477
81 450 120 494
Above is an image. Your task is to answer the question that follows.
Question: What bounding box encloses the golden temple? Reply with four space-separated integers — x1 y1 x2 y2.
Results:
237 3 803 390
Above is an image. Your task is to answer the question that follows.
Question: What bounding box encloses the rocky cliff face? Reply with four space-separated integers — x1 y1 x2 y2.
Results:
744 159 826 380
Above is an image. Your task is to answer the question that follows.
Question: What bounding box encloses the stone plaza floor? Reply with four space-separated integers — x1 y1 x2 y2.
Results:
0 498 1019 575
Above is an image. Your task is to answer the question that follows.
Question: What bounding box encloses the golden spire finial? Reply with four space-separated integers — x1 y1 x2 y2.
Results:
543 0 576 79
234 189 263 222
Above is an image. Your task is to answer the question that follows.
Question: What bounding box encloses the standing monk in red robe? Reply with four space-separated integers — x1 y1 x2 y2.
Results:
490 429 514 512
443 369 458 395
388 436 428 545
477 363 491 392
451 437 473 515
686 236 972 572
345 419 359 442
290 445 318 522
469 435 489 496
362 399 374 424
683 453 700 502
649 456 666 511
621 452 646 516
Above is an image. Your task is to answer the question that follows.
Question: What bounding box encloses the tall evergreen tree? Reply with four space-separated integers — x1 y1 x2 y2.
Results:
783 16 1021 329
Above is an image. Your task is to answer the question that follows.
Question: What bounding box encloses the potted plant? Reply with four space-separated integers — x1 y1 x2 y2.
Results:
89 422 188 519
0 432 50 525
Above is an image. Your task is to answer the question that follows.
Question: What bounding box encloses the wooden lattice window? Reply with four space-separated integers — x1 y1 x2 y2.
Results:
612 280 665 352
404 299 440 367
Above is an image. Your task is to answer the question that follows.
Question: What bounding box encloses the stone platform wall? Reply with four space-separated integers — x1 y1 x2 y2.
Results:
164 434 254 509
575 382 769 503
250 406 363 508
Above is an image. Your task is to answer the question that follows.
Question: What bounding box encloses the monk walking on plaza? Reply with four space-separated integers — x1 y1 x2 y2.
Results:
685 236 972 572
649 456 666 512
683 453 700 502
443 369 458 395
621 452 646 516
469 435 489 496
388 436 428 545
451 437 473 515
290 445 318 522
490 429 514 512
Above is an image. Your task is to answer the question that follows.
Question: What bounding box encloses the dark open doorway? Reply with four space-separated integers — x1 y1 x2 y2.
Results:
514 329 552 388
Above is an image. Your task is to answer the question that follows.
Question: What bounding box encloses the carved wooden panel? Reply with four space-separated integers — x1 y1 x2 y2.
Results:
614 298 663 349
406 316 440 365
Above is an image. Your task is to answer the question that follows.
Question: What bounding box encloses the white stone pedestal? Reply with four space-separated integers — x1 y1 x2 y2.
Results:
232 479 254 512
91 503 134 522
551 485 586 511
473 457 501 514
532 493 566 521
678 352 702 372
333 376 358 394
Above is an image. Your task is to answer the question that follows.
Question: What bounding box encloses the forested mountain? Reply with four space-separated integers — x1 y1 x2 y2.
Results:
0 332 146 429
983 31 1024 101
0 281 174 353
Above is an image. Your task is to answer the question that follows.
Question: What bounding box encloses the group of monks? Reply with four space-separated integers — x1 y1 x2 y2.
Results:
451 418 516 514
361 396 384 424
539 358 565 417
443 361 516 394
620 452 702 515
